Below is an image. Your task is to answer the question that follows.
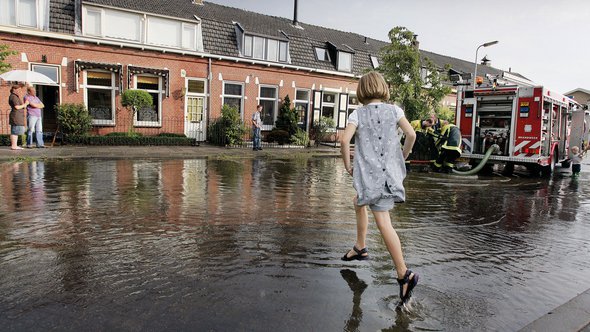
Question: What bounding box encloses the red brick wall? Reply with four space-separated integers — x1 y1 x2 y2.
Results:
1 32 358 137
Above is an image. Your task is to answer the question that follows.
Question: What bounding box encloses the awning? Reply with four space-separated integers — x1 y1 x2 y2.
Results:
127 65 170 97
74 60 123 93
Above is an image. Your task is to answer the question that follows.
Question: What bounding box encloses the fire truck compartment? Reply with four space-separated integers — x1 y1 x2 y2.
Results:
474 100 514 156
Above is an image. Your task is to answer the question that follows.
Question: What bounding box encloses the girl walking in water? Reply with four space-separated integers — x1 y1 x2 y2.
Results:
340 71 418 307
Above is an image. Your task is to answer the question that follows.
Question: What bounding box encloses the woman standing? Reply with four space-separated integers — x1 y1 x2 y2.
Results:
8 84 29 150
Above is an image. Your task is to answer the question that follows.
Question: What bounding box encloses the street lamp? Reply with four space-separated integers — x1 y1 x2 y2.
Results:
473 40 499 88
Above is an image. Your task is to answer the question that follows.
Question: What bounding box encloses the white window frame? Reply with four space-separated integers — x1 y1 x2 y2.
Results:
337 51 352 72
1 0 48 29
30 63 60 85
314 47 331 62
84 70 117 126
259 85 278 131
185 78 207 123
134 74 163 127
222 81 245 119
83 6 103 37
321 91 338 132
370 55 379 69
294 88 310 130
242 34 288 63
182 22 197 50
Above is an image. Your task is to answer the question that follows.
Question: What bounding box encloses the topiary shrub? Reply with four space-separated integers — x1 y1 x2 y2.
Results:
56 103 92 137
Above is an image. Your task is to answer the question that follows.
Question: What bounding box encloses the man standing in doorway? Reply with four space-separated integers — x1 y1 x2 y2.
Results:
252 104 263 151
24 86 45 148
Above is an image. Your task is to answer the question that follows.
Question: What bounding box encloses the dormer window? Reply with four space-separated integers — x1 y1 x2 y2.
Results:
0 0 50 30
82 5 203 52
370 55 380 69
243 34 288 63
337 51 352 72
315 47 331 62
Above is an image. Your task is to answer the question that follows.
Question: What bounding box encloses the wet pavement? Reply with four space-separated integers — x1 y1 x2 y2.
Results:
1 147 589 331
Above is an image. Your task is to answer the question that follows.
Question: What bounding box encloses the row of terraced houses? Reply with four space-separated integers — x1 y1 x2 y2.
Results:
0 0 508 142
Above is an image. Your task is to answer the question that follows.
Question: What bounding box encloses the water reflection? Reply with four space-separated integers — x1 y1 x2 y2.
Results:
0 158 589 331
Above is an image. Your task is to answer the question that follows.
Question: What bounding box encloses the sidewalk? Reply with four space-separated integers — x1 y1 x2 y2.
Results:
518 288 590 332
0 143 342 161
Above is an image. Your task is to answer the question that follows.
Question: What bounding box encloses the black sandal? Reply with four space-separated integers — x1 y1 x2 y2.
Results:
341 246 369 261
397 269 419 304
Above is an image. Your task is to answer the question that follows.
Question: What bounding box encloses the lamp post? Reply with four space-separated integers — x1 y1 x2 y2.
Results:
473 40 499 88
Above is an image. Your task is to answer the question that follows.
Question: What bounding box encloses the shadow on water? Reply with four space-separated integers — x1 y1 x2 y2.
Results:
1 158 589 331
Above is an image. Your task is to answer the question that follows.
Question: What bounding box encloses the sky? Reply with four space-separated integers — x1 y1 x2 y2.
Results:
207 0 589 95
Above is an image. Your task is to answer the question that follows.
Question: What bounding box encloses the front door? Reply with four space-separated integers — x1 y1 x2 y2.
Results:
184 78 207 141
185 96 205 141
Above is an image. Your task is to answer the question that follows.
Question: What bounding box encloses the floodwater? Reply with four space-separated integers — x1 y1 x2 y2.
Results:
1 157 589 331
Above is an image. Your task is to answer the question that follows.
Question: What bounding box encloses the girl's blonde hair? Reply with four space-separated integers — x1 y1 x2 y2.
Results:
357 71 390 104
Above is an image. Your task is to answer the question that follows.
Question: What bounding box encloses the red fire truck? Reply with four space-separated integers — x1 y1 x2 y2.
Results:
456 74 583 176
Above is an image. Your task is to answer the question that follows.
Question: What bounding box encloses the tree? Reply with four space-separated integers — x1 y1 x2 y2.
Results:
121 89 153 135
274 95 298 137
377 26 451 122
0 44 17 74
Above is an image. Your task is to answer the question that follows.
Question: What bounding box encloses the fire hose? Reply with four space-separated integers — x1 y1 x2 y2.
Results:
452 144 500 175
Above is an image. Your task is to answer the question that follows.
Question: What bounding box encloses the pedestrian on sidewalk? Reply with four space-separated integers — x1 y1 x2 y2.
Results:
339 71 418 307
24 86 45 148
8 84 29 150
252 104 263 151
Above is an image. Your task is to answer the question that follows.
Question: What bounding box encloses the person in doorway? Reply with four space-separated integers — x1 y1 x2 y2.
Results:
8 84 29 150
23 86 45 148
252 104 263 151
340 71 418 307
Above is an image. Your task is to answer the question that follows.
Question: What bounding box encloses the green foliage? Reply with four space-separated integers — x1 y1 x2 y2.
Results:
274 95 298 137
56 103 93 136
311 116 336 146
207 104 247 146
0 134 10 146
291 128 310 147
377 26 451 122
0 44 17 74
437 105 455 123
266 129 290 145
64 135 195 146
105 132 143 137
121 89 153 115
157 133 186 138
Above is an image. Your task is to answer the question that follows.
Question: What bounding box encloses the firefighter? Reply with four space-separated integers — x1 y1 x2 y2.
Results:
410 118 434 134
433 121 462 173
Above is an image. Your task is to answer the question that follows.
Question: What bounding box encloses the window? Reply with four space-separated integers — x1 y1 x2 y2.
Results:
222 82 244 117
315 48 331 62
82 5 201 51
186 79 206 123
337 51 352 72
31 64 59 84
321 92 337 124
0 0 49 29
259 86 278 129
242 34 288 63
370 55 379 69
135 75 163 126
85 70 116 125
294 89 310 129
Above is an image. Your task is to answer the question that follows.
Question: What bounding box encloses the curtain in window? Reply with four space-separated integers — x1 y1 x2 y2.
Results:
127 66 170 97
74 60 123 93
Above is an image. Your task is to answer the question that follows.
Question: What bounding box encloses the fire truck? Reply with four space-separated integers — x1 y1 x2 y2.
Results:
455 73 584 176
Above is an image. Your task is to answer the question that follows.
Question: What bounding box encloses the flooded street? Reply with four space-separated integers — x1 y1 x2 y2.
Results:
1 157 589 331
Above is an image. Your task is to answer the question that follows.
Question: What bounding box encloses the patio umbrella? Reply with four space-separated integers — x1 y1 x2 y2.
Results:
0 69 55 85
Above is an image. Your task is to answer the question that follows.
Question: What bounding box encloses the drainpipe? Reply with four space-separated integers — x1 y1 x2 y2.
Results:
208 57 212 140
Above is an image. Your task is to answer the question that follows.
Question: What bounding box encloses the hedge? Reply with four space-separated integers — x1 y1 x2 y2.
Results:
63 135 196 146
0 134 9 146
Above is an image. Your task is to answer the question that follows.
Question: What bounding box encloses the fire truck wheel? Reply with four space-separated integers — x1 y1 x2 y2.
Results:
501 162 514 176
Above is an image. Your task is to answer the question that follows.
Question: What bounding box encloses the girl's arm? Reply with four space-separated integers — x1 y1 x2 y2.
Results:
340 123 357 175
398 116 416 160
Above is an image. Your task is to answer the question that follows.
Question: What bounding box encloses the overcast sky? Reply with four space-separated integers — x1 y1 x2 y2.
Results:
207 0 588 95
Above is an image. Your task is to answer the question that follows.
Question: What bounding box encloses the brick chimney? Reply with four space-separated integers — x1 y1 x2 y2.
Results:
192 0 203 5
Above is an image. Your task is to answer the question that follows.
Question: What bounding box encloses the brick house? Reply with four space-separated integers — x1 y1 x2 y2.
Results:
0 0 512 142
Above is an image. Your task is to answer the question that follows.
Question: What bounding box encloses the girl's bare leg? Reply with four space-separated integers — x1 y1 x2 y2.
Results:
344 196 369 259
372 211 407 278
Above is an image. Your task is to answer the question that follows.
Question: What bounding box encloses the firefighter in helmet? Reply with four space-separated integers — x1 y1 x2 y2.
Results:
433 121 462 173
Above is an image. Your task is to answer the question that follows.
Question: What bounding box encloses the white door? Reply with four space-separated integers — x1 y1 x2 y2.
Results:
185 79 207 141
185 96 205 141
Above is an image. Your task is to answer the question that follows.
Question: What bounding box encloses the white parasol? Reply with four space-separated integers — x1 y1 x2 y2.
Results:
0 69 55 85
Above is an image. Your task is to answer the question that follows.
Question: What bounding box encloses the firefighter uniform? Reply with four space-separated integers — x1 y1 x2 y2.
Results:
433 123 462 173
408 119 438 164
